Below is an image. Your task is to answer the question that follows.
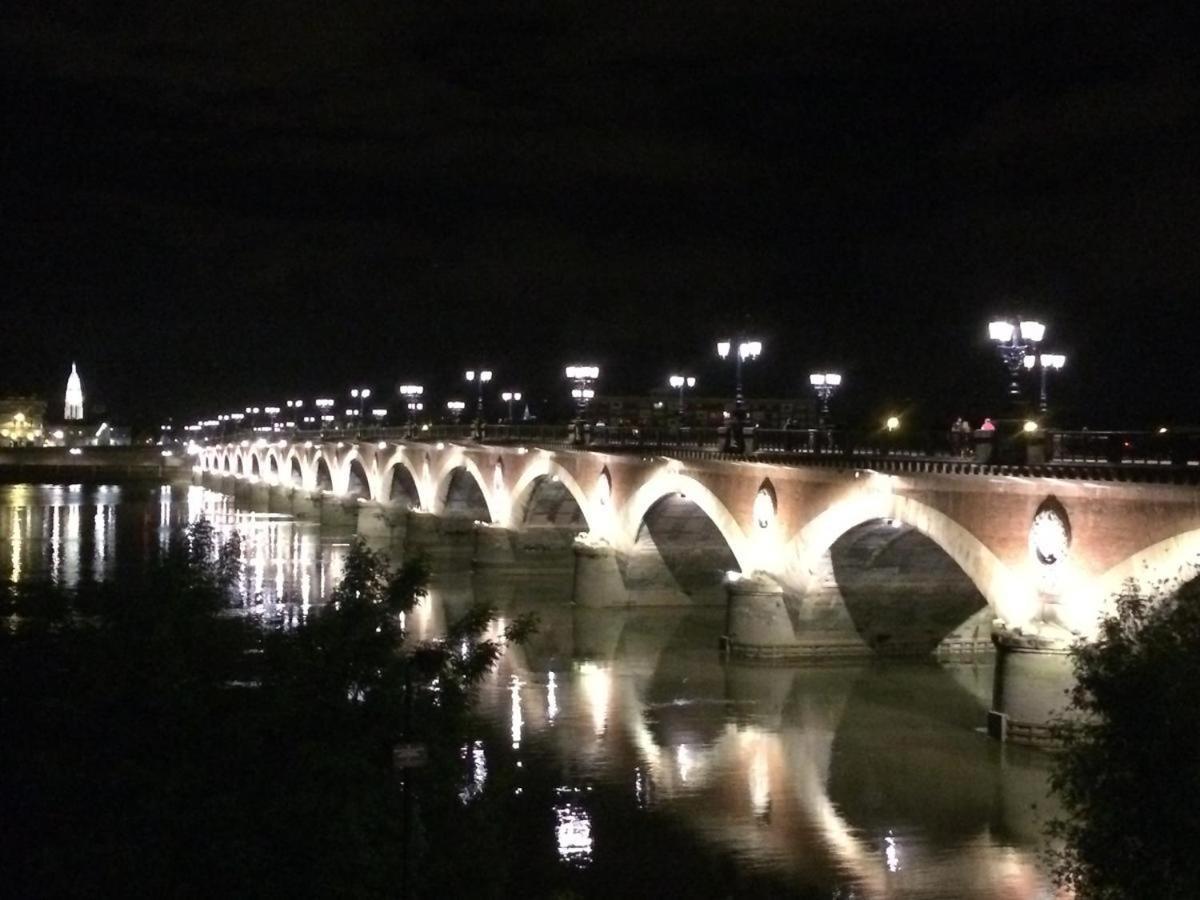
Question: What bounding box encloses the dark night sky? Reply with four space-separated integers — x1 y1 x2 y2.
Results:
2 1 1197 428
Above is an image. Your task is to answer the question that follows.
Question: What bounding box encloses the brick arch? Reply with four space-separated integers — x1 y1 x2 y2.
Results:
381 455 425 509
507 458 594 532
284 447 310 488
620 470 754 573
433 458 497 522
782 490 1035 629
1077 528 1200 637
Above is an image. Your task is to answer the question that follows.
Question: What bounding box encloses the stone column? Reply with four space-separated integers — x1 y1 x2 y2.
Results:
987 623 1076 746
319 494 359 531
474 522 517 568
356 502 407 546
292 490 321 520
571 535 628 607
722 572 796 659
403 509 443 563
268 484 294 516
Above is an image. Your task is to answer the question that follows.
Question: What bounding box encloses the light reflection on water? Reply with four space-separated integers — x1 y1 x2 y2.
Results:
0 483 1062 898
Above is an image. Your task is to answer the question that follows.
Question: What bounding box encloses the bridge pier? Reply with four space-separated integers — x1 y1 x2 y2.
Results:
474 522 517 568
987 627 1076 747
571 535 629 607
356 502 407 546
723 571 871 660
319 494 358 532
268 484 294 516
292 490 320 520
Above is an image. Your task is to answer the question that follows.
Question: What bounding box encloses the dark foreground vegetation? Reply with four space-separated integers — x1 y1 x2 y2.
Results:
0 521 533 898
1049 578 1200 899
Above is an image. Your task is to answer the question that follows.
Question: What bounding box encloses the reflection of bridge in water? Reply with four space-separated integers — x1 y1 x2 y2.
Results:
445 584 1059 898
196 434 1200 743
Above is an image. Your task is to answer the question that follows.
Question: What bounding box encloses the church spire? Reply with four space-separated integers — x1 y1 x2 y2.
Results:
65 362 84 421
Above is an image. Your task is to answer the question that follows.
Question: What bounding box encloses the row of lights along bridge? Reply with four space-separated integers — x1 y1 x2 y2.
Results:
181 320 1064 440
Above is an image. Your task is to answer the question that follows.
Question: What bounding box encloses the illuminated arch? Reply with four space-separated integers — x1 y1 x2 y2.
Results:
622 470 753 572
285 447 309 488
507 457 594 532
434 459 496 522
314 457 335 493
782 490 1033 628
1079 528 1200 637
382 458 424 509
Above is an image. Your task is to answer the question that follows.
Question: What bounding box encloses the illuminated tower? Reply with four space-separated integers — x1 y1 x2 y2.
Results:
65 363 84 421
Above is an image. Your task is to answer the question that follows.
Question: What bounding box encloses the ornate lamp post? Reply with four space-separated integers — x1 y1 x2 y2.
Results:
668 374 696 416
808 373 842 431
716 338 761 452
350 387 372 420
314 398 335 431
501 391 522 424
446 400 466 423
565 365 599 443
399 384 423 435
370 407 389 426
989 318 1045 402
1024 352 1066 414
464 369 492 437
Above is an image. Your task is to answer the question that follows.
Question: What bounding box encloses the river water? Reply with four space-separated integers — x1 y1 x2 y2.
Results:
0 482 1062 898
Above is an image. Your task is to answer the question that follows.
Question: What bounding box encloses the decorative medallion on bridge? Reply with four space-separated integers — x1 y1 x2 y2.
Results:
753 479 777 530
596 467 612 507
1029 498 1071 568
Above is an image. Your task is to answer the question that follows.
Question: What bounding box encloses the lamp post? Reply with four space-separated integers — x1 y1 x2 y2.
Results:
350 387 372 420
716 338 761 452
565 365 599 443
371 407 389 426
988 318 1045 403
446 400 466 424
668 375 696 416
1024 352 1066 414
464 369 492 437
399 384 423 435
263 406 281 432
500 391 522 424
808 373 842 432
314 398 335 431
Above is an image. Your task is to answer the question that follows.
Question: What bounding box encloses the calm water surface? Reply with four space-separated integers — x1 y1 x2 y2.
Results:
1 483 1062 898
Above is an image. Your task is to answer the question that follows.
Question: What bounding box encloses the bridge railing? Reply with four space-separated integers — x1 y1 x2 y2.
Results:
222 424 1200 471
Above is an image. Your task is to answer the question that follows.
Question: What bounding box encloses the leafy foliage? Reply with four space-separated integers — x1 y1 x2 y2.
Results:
1047 578 1200 899
0 523 534 898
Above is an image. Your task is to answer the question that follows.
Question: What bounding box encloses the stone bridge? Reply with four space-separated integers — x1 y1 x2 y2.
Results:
196 436 1200 741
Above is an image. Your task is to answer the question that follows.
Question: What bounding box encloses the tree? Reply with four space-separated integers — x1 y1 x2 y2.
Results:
1047 577 1200 898
0 524 535 898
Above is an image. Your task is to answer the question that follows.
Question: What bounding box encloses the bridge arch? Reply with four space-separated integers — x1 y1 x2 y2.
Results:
508 458 593 532
251 454 262 479
436 461 495 522
1076 528 1200 637
383 459 423 510
345 456 372 500
621 470 753 572
782 489 1035 629
315 457 335 493
235 455 245 476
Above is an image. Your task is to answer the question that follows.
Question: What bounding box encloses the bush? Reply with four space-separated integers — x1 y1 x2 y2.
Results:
1047 578 1200 899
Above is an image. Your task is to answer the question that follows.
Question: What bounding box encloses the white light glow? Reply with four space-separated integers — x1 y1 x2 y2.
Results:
989 320 1015 342
716 340 731 358
1020 320 1046 342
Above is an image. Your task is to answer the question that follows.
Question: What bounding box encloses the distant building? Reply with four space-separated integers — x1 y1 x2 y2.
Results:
65 363 84 420
0 397 47 446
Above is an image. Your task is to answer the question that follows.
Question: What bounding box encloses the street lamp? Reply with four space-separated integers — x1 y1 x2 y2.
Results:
399 384 424 434
716 339 761 451
668 374 697 416
350 387 372 420
500 391 522 424
464 369 492 427
989 318 1045 401
565 365 599 418
809 373 843 430
370 407 389 425
314 398 335 430
1024 352 1067 414
446 400 466 423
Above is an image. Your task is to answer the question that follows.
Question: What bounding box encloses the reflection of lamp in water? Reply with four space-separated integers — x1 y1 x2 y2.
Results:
578 662 610 736
547 672 559 724
750 746 770 820
510 675 524 749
